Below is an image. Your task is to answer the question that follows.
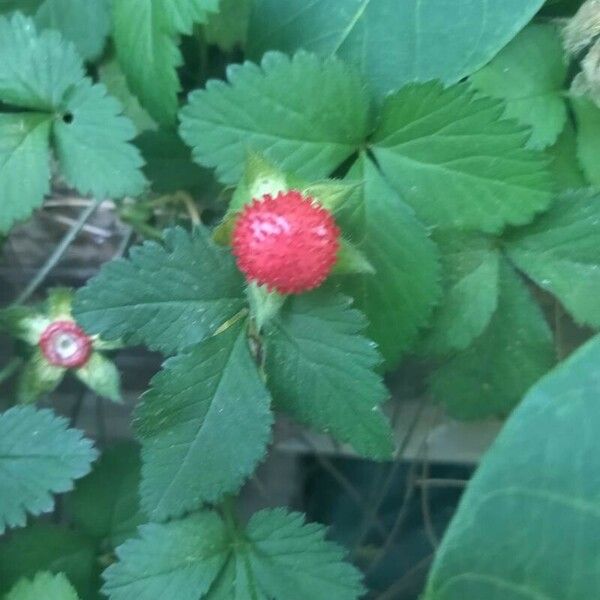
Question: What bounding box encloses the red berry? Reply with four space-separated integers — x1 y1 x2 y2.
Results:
39 320 92 368
232 191 340 294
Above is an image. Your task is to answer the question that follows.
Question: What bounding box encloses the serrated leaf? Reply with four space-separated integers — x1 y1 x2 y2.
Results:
6 572 79 600
547 119 586 190
424 334 600 600
179 51 370 185
507 189 600 328
421 233 500 355
53 79 147 199
113 0 219 125
104 508 364 600
0 406 97 532
35 0 110 61
69 442 144 548
102 512 229 600
205 0 250 51
429 260 555 419
248 0 544 100
572 95 600 185
73 227 245 354
264 289 393 459
0 524 96 598
0 113 51 233
371 82 553 232
136 322 272 520
470 24 568 149
339 155 440 367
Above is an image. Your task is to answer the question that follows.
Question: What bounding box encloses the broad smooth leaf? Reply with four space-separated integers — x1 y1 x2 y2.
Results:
470 24 568 149
421 233 499 355
572 95 600 185
264 289 394 459
0 406 97 533
73 227 246 354
0 113 51 233
371 82 553 232
35 0 110 61
425 334 600 600
507 189 600 328
429 260 555 419
104 509 364 600
179 51 370 184
6 572 79 600
340 155 440 367
0 524 96 598
248 0 544 99
112 0 219 125
136 322 273 520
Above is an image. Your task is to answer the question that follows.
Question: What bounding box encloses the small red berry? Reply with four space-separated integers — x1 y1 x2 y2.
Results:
39 320 92 368
232 191 341 294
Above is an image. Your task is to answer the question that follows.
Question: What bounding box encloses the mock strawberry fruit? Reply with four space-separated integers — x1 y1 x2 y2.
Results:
232 190 341 294
39 320 92 368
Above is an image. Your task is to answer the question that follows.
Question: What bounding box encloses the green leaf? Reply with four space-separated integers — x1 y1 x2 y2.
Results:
248 0 544 99
205 0 250 51
572 95 600 185
179 51 370 185
0 113 51 233
53 79 147 199
135 322 273 521
371 82 553 232
470 24 568 149
429 260 555 419
424 333 600 600
507 189 600 328
102 512 229 600
6 572 79 600
264 289 393 459
0 13 83 111
0 0 43 14
0 406 97 532
420 233 500 355
34 0 110 61
339 155 440 367
0 524 96 598
547 119 586 190
75 352 122 403
17 349 65 404
112 0 219 125
73 227 245 354
69 442 144 547
103 508 364 600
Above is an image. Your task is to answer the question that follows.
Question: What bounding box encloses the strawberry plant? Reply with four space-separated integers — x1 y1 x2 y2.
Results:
0 0 599 598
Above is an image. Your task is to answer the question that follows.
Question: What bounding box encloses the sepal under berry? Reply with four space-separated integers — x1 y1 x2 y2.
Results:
17 349 65 404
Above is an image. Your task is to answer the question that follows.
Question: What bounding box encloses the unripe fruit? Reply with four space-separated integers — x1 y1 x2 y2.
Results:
232 190 340 294
39 320 92 368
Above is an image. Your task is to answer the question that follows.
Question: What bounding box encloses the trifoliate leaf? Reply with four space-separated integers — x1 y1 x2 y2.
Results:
0 13 83 111
340 155 440 367
547 120 586 190
572 95 600 185
0 113 51 233
424 334 600 600
371 82 553 232
17 349 65 404
264 289 393 459
34 0 110 61
0 406 97 533
420 233 500 355
6 572 79 600
135 322 273 521
112 0 220 125
102 512 229 600
73 227 245 354
179 51 370 184
53 79 147 198
429 260 555 419
69 443 144 548
507 190 600 328
248 0 544 100
74 352 122 403
103 509 364 600
0 524 96 598
470 24 568 149
205 0 250 51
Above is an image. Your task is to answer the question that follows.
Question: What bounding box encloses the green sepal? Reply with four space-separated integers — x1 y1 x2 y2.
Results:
75 352 122 403
46 287 73 319
0 306 48 345
303 180 358 213
333 239 375 276
247 282 286 331
17 350 65 404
